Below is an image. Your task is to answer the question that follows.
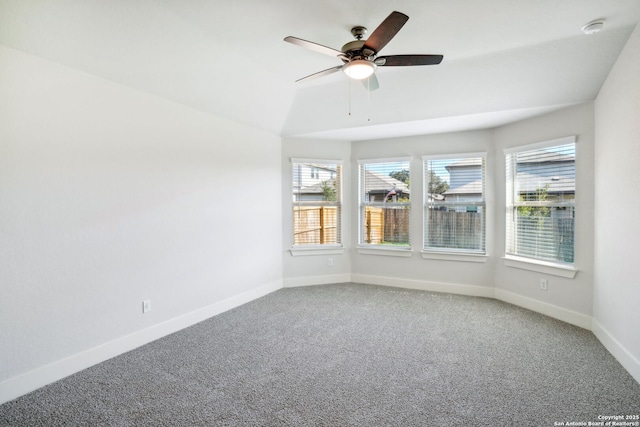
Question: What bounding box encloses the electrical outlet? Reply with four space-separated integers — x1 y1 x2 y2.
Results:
142 300 151 313
328 258 333 267
539 278 548 291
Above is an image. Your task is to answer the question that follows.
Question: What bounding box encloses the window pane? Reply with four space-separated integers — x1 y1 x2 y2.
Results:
292 161 341 246
512 206 574 263
514 144 575 206
360 160 411 247
426 205 485 251
362 205 410 245
506 142 575 263
424 156 486 253
293 205 339 245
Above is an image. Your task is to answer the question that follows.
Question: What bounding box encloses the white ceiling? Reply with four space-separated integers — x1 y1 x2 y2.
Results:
1 0 639 140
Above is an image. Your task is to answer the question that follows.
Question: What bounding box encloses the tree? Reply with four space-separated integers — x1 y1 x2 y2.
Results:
428 171 449 194
517 184 550 217
389 169 410 187
320 180 337 201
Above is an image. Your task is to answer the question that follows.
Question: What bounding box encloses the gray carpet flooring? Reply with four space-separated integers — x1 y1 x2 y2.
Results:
1 283 639 426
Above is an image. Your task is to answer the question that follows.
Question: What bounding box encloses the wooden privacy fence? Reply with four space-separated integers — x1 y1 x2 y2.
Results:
427 210 483 250
364 206 409 244
293 206 338 245
296 206 484 248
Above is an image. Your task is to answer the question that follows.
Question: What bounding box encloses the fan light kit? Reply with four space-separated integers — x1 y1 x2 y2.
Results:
582 20 604 35
283 11 443 91
343 60 376 79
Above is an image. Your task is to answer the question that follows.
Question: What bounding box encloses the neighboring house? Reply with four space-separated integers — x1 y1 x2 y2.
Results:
293 163 337 201
442 159 483 202
443 153 575 202
363 170 410 202
515 152 575 202
296 178 337 201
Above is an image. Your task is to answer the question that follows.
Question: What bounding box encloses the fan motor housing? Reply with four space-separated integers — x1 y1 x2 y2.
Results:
342 40 376 61
341 40 366 54
342 26 377 60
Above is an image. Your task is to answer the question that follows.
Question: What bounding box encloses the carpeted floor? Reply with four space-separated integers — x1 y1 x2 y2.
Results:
1 283 639 426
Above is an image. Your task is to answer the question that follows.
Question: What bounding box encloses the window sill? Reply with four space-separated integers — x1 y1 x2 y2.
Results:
421 251 488 263
290 246 345 257
502 255 577 278
357 246 413 257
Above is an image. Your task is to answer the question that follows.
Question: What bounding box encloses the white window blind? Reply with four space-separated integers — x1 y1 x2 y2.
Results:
423 155 486 253
505 139 575 264
359 159 411 247
291 159 341 246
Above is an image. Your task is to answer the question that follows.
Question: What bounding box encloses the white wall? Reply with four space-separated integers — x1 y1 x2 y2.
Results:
493 103 595 323
593 23 640 383
350 131 496 296
282 138 352 286
0 45 283 403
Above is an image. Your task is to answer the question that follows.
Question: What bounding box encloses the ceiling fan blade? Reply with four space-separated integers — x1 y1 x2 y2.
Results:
375 54 443 66
284 36 343 58
295 65 343 83
363 11 409 54
361 73 380 91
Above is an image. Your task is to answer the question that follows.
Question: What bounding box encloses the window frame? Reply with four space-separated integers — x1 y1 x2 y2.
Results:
290 158 344 257
357 157 413 256
503 136 578 277
422 153 488 262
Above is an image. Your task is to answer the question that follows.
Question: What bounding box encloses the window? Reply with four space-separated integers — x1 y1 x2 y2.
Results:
359 158 411 249
505 137 575 265
423 154 486 254
291 159 341 247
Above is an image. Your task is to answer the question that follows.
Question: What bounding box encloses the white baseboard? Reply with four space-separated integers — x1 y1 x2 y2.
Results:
351 274 495 298
4 277 637 405
0 280 283 405
591 319 640 384
350 277 592 330
494 288 592 329
283 273 351 288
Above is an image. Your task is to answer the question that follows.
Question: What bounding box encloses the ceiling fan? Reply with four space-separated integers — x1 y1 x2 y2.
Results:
284 11 443 90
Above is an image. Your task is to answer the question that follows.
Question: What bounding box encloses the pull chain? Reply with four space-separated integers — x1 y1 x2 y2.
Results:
348 78 352 116
346 77 373 120
367 76 371 121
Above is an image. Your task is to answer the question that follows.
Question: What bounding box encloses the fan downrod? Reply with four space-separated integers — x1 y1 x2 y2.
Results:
350 26 367 40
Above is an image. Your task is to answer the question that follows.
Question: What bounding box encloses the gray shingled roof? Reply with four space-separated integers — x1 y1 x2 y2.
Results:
298 179 336 195
364 170 410 194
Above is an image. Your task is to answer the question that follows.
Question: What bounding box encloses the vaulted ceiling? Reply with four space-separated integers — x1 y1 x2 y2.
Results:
1 0 638 140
